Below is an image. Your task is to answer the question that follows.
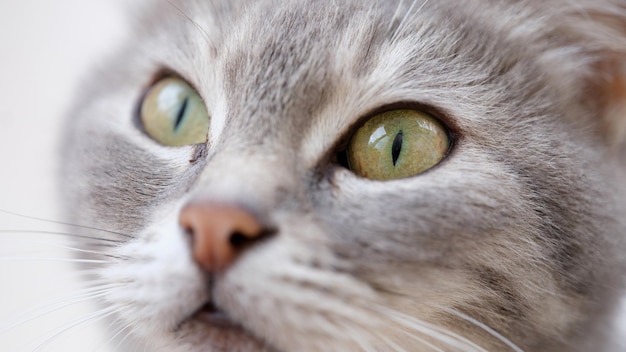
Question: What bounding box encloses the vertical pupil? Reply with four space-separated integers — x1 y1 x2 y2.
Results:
174 97 189 131
391 130 403 166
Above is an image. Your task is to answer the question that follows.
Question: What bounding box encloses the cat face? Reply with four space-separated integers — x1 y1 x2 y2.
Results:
60 0 626 351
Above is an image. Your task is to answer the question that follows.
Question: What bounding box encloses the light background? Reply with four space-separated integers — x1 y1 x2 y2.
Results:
0 1 625 352
0 1 126 351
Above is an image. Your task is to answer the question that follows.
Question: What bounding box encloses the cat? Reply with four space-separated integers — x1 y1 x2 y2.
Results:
54 0 626 351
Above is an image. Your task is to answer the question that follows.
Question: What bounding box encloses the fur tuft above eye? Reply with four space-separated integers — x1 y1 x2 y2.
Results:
140 77 210 146
346 109 450 180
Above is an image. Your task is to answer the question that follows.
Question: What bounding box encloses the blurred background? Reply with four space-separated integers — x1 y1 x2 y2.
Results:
0 1 126 350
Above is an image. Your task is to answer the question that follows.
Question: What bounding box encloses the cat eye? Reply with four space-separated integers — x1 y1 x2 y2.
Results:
140 77 209 146
346 109 450 180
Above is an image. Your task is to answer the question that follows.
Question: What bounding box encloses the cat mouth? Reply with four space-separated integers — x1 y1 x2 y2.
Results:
192 300 240 329
178 300 274 351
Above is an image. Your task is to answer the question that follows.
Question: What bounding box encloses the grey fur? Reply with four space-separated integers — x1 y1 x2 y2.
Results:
60 0 626 351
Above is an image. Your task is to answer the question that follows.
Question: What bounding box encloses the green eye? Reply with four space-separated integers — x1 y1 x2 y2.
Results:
346 109 450 180
140 77 209 146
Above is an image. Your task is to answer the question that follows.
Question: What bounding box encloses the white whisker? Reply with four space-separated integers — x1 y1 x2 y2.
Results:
341 323 378 352
114 325 137 352
372 306 488 352
0 256 111 264
376 333 411 352
386 0 406 35
96 322 131 352
396 328 445 352
391 0 431 42
18 268 110 286
0 209 133 239
30 306 120 352
7 284 120 318
0 285 122 335
0 238 125 259
166 0 215 49
441 307 525 352
0 229 123 244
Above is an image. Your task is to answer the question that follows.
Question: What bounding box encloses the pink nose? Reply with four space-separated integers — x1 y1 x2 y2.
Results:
179 204 265 272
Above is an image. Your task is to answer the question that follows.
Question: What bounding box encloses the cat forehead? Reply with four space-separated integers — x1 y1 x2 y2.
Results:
145 1 521 142
130 0 617 153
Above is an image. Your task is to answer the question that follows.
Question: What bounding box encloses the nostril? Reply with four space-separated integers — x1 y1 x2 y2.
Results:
229 232 248 249
182 221 199 249
183 224 194 238
228 228 276 250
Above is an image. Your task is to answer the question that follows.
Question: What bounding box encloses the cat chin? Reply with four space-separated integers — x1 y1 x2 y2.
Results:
172 319 270 352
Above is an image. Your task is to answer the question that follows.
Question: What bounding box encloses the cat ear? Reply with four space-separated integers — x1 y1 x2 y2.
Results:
579 6 626 150
596 58 626 149
588 4 626 149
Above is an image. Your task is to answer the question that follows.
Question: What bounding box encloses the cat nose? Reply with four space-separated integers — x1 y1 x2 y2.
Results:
179 203 269 272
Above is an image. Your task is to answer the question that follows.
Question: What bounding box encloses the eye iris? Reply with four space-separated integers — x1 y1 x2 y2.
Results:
346 109 450 180
140 77 209 146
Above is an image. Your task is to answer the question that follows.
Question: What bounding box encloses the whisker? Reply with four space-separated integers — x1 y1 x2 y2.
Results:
13 267 111 285
96 321 131 352
114 324 136 352
371 306 488 352
166 0 213 44
11 283 120 315
58 270 118 283
0 238 126 259
376 333 411 352
396 329 445 352
0 257 111 264
391 0 431 42
0 209 133 239
0 229 124 244
0 285 122 335
31 306 120 352
386 0 406 35
441 307 524 352
391 0 417 41
342 323 378 352
411 0 430 16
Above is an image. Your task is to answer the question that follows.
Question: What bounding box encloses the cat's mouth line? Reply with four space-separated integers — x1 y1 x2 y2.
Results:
193 300 240 329
185 300 278 350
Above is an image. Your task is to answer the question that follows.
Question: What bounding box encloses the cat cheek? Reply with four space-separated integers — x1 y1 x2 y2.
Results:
100 220 207 335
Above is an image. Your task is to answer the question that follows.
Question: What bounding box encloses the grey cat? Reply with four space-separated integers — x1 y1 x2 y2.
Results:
59 0 626 351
